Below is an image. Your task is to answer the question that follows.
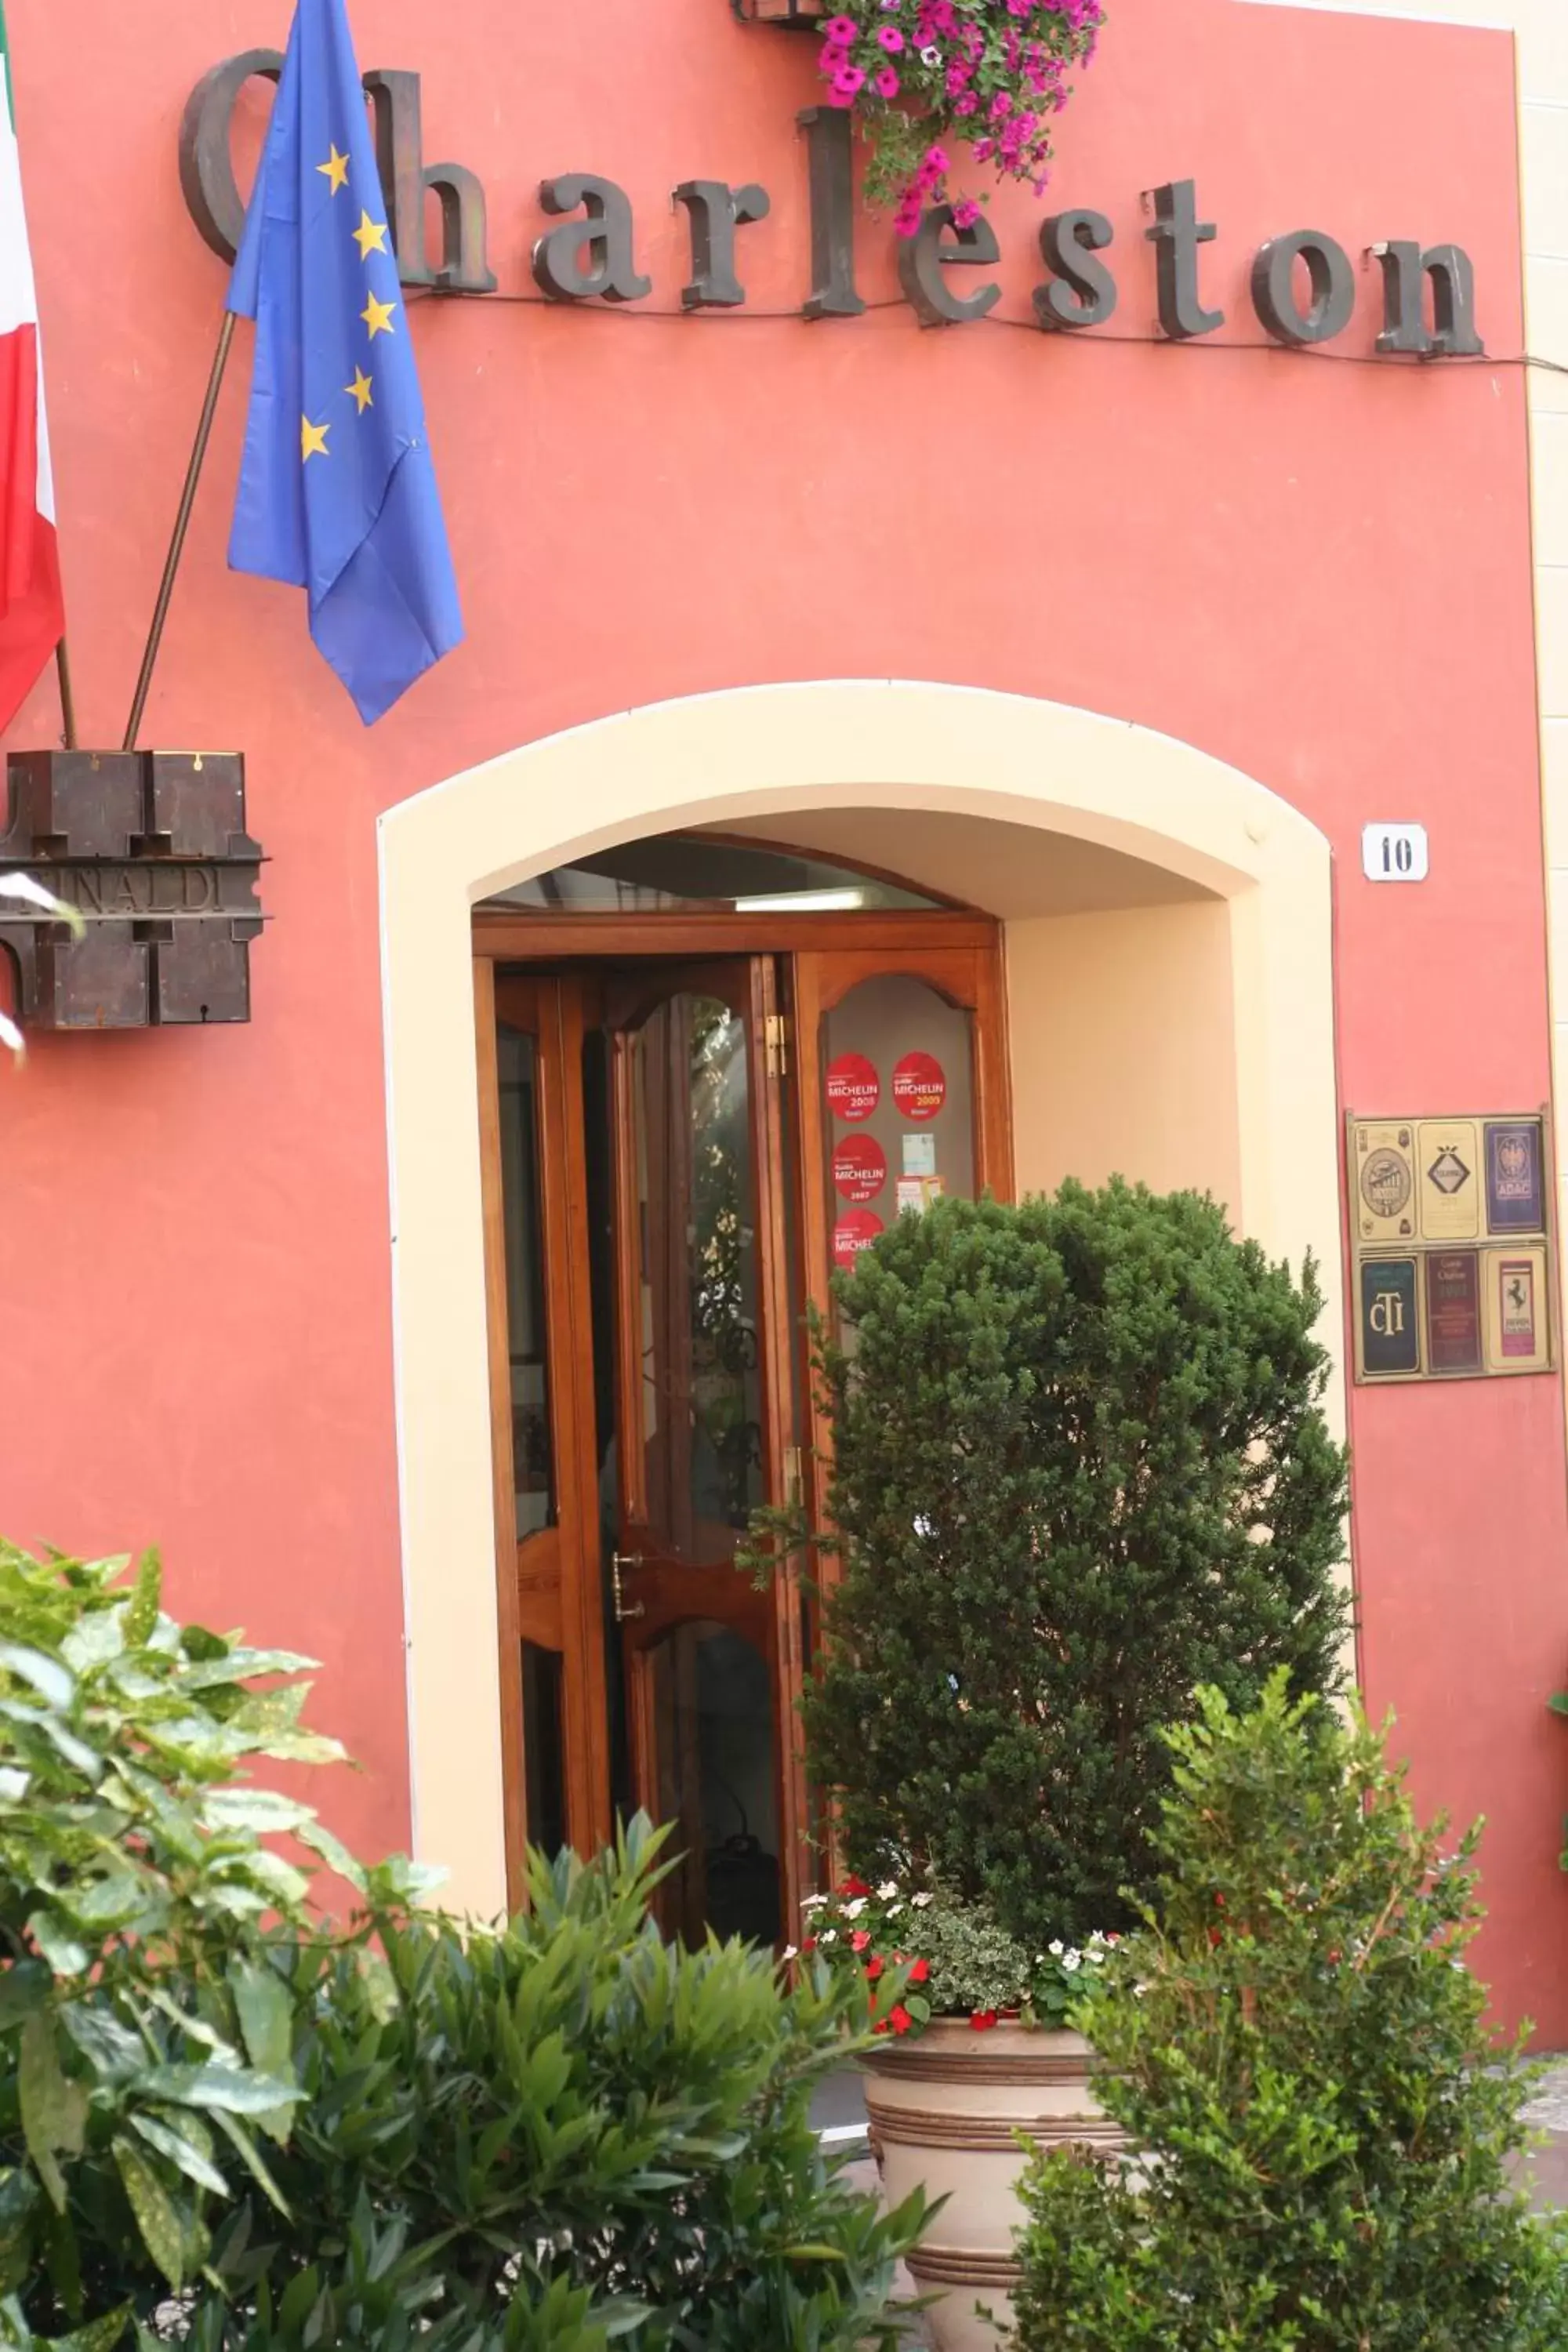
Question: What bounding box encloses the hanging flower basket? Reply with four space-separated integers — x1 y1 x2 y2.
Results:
747 0 1106 233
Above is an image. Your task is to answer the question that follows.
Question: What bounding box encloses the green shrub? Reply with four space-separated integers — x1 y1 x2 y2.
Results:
181 1824 927 2352
0 1544 926 2352
1012 1674 1568 2352
0 1537 385 2331
790 1185 1349 1951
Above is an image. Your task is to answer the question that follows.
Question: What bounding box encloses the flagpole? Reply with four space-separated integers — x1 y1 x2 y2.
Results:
53 639 77 750
122 310 237 753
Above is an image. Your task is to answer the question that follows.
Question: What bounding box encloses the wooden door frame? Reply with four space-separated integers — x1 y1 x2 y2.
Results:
475 913 1011 1924
479 967 613 1908
473 908 997 961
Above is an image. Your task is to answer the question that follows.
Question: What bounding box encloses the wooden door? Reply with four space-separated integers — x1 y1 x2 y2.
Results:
603 959 809 1947
784 940 1010 1886
482 969 612 1896
478 934 1010 1929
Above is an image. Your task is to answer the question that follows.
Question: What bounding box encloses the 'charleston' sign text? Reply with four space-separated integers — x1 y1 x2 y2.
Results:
181 53 1483 358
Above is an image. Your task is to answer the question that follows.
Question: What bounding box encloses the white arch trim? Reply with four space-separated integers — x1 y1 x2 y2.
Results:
378 680 1341 1916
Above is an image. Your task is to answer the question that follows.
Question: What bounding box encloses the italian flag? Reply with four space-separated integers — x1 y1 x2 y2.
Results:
0 6 61 735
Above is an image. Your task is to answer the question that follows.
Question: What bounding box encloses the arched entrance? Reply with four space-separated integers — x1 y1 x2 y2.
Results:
378 681 1341 1921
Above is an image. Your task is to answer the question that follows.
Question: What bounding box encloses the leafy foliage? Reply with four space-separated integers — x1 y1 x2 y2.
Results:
800 1875 1119 2036
1012 1675 1568 2351
0 1545 926 2352
0 1539 389 2327
811 1 1104 227
786 1185 1350 1954
176 1824 927 2352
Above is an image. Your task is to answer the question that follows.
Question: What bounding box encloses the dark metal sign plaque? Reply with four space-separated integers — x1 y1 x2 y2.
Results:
0 750 266 1031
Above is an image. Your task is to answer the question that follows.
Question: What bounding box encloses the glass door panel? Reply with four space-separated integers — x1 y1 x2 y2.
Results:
635 1621 782 1950
488 973 612 1889
820 971 978 1277
606 960 803 1944
625 986 766 1561
793 944 1011 1331
497 1025 555 1540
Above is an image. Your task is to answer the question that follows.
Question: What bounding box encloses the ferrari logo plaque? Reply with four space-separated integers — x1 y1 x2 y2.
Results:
1348 1112 1553 1384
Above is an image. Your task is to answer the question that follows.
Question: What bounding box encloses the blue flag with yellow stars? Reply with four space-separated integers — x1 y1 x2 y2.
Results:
227 0 463 724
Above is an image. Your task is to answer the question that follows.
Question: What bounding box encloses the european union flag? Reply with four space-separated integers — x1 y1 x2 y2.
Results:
227 0 463 724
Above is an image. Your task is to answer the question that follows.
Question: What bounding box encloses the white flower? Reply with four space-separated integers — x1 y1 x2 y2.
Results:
1034 1955 1047 1966
885 1900 904 1916
1048 1939 1065 1958
1087 1947 1105 1965
1087 1932 1106 1948
820 1929 838 1946
844 1897 866 1920
782 1944 799 1962
800 1893 829 1911
911 1892 935 1909
920 44 942 65
1062 1951 1082 1973
876 1881 899 1900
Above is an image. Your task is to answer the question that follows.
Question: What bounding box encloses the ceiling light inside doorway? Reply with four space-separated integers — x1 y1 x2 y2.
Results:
733 887 867 913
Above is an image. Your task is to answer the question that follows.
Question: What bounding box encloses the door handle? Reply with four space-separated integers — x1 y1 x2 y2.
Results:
612 1552 646 1623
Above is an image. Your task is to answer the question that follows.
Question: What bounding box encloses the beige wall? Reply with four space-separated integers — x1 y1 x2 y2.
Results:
379 682 1340 1919
1007 902 1243 1213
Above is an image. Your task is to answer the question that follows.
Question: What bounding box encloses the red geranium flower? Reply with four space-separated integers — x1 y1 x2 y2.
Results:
971 2009 999 2032
841 1875 873 1898
889 2005 913 2036
800 1936 816 1954
866 1954 884 1980
851 1929 872 1953
908 1957 930 1984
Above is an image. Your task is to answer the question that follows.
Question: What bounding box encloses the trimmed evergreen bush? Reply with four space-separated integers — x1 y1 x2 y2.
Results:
794 1184 1349 1951
1012 1675 1568 2351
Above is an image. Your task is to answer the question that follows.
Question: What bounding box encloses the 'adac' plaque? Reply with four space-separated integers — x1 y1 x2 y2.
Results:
1348 1112 1554 1384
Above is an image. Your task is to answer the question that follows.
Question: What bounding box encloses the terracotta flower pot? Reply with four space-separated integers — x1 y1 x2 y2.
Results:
862 2020 1123 2350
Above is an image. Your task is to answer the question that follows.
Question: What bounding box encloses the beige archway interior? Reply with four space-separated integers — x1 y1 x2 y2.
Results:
379 681 1341 1918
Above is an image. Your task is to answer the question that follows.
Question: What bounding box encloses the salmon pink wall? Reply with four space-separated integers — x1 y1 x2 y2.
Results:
2 0 1566 2030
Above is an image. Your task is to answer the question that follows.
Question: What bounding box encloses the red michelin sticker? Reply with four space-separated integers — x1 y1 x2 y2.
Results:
832 1209 884 1271
832 1134 887 1203
826 1053 880 1122
892 1051 946 1121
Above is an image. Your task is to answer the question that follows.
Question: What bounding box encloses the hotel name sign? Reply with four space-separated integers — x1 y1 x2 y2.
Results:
181 52 1484 355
